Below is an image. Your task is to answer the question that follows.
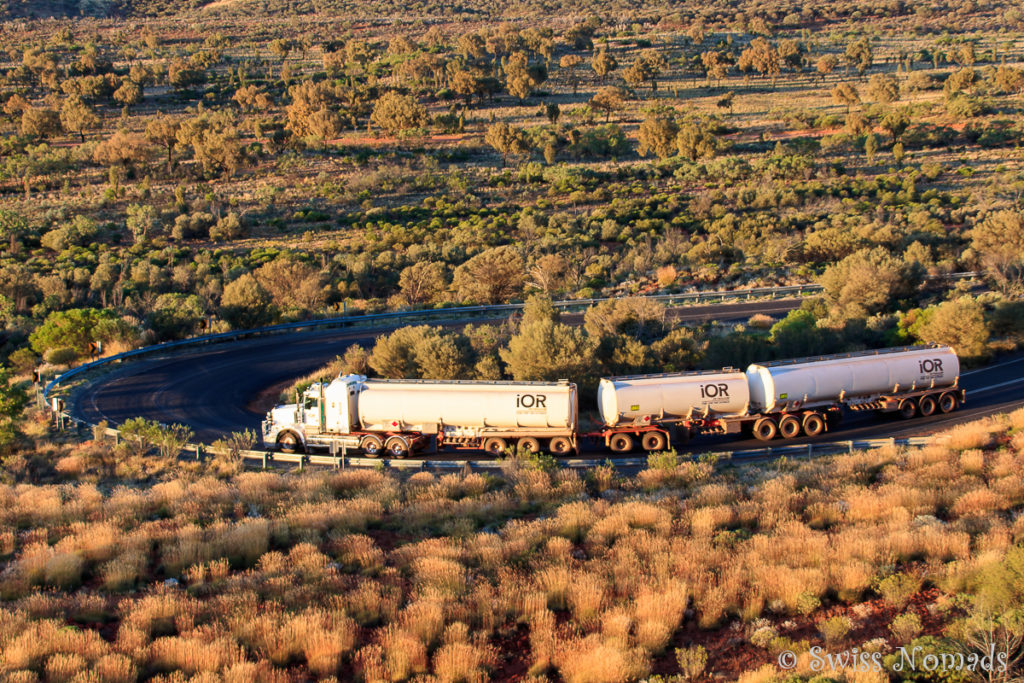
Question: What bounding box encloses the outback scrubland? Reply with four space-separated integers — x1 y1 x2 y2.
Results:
0 408 1023 681
1 0 1024 406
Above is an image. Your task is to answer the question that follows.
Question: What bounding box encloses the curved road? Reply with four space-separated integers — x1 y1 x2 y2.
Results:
71 298 1024 455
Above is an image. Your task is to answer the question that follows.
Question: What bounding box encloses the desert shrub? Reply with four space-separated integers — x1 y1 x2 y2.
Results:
876 572 923 608
889 612 922 644
819 615 853 645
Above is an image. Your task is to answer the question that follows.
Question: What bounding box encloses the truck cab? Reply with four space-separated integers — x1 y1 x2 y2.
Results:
261 376 362 451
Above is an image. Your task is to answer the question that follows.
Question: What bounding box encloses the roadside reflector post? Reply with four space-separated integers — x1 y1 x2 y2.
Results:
195 444 201 461
848 441 853 453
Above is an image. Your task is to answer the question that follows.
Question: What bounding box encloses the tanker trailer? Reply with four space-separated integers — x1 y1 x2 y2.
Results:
743 344 964 441
596 370 751 452
263 374 578 457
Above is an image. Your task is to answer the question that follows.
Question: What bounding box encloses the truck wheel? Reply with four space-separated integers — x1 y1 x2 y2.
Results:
918 395 937 417
360 435 383 457
609 433 634 453
899 399 918 419
483 437 508 456
778 415 802 439
516 437 541 454
939 392 958 413
752 417 778 441
802 413 825 437
548 437 573 455
641 431 668 452
385 436 409 458
276 432 303 454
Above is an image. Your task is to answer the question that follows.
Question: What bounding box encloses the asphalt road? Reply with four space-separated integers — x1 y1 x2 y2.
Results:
71 297 1024 455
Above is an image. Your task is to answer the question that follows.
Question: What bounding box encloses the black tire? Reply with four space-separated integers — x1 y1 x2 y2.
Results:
939 392 958 414
779 415 802 439
641 431 668 452
802 413 826 437
385 436 409 458
899 400 918 419
276 431 303 454
753 417 778 441
608 433 634 453
918 395 937 417
548 436 573 455
360 434 383 457
517 437 541 454
483 437 508 456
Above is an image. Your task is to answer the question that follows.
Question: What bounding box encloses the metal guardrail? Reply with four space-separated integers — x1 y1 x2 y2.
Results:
217 436 933 471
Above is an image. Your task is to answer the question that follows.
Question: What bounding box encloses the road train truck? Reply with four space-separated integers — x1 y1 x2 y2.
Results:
263 375 578 456
597 344 964 447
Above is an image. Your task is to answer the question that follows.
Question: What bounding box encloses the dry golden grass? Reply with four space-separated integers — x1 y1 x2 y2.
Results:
432 639 497 683
3 410 1024 679
554 634 650 683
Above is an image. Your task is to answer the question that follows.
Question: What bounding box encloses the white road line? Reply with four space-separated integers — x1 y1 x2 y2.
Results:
972 377 1024 394
963 356 1024 376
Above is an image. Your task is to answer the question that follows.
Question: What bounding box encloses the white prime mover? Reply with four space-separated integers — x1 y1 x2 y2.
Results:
263 374 578 457
594 344 964 448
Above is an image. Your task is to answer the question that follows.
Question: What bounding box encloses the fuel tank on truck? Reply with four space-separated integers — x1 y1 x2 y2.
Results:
597 370 751 427
350 376 578 433
746 344 960 413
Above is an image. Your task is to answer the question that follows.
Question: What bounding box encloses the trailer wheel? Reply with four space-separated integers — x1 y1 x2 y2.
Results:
549 437 573 455
898 399 918 419
385 436 409 458
938 392 958 414
516 437 541 454
918 395 937 417
483 437 508 457
778 415 802 439
802 413 826 437
609 433 634 453
360 435 383 457
641 431 668 452
752 417 778 441
276 431 303 454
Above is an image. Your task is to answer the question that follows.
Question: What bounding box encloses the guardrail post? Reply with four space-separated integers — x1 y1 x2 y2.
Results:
847 440 853 453
261 451 267 469
195 444 201 461
890 437 896 448
807 443 813 457
298 455 304 472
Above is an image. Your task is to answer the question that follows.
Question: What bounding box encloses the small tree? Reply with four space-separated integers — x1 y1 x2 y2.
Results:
453 245 525 304
0 367 28 450
393 261 447 307
637 114 679 160
867 73 900 103
500 295 594 381
370 91 427 137
589 86 625 123
484 122 530 166
970 210 1024 297
591 49 618 82
60 96 100 142
220 273 274 328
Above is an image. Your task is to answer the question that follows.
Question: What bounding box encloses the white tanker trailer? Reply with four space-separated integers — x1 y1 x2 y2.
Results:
595 344 964 449
596 370 751 452
263 375 578 457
